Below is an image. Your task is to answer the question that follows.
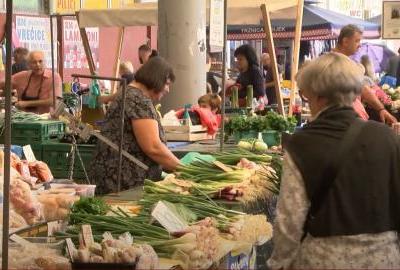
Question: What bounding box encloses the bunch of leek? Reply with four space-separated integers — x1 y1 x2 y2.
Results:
212 148 273 165
177 159 251 183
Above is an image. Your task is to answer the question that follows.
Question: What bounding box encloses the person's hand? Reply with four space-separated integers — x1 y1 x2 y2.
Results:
15 100 28 109
379 109 397 125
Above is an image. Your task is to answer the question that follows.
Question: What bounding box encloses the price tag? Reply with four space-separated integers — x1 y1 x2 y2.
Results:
65 238 76 262
151 201 188 233
81 224 94 248
23 145 36 162
47 220 66 237
213 161 233 172
10 234 32 246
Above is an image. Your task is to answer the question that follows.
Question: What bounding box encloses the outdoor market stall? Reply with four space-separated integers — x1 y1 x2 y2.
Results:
0 1 303 269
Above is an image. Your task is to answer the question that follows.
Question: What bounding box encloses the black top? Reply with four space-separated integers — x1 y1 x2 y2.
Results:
287 106 400 237
262 65 280 104
236 65 265 99
12 60 29 75
207 72 219 93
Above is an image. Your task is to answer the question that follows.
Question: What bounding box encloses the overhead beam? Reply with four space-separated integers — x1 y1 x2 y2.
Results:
289 0 304 116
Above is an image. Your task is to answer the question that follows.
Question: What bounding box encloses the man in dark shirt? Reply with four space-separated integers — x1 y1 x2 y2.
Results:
11 47 29 75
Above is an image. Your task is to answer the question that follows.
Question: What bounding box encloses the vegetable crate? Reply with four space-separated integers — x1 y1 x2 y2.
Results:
163 119 208 141
11 120 65 145
41 141 95 180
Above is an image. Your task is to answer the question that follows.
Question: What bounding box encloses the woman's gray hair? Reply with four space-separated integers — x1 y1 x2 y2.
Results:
296 52 364 106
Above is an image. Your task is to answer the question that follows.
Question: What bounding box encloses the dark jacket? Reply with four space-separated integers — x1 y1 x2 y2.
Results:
287 106 400 237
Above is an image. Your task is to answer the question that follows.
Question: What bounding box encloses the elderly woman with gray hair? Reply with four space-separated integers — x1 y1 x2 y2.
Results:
268 52 400 269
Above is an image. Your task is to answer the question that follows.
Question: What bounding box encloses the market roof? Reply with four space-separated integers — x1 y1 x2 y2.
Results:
227 4 381 40
77 0 299 28
367 15 381 25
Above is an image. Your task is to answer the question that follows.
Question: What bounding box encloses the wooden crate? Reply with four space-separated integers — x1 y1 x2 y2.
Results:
163 119 208 142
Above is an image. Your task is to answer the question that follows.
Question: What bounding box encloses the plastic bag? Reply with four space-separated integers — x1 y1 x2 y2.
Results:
180 152 215 165
88 79 100 109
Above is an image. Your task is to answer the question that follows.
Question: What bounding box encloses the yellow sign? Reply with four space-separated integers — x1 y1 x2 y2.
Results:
83 0 108 9
55 0 80 13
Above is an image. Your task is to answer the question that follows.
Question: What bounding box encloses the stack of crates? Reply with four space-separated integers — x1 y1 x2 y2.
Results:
9 119 97 180
41 140 95 180
9 120 65 160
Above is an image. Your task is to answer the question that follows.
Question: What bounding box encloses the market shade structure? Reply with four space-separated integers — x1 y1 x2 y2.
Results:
367 15 381 25
227 4 381 40
76 0 298 27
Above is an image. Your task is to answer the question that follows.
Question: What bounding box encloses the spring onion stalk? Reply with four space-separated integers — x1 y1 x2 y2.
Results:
176 160 250 183
211 149 274 165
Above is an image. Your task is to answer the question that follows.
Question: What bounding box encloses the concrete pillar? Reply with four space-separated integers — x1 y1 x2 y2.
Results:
158 0 206 113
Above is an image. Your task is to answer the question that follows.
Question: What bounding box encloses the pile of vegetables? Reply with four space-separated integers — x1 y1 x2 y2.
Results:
225 111 297 136
144 156 280 203
236 138 269 152
0 109 45 135
69 229 159 269
54 149 281 270
60 194 273 270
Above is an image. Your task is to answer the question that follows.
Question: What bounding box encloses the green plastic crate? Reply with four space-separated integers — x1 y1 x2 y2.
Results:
11 120 65 145
30 144 43 161
41 141 95 179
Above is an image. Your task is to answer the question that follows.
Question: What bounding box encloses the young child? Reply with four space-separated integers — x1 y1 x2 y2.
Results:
198 94 221 114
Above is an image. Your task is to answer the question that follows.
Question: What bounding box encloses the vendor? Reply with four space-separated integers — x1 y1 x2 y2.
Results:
90 56 180 195
0 50 62 114
234 44 265 105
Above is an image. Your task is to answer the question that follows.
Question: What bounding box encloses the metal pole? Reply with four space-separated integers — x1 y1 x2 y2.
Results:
219 0 228 151
71 74 131 193
3 0 13 269
50 15 56 109
117 79 127 193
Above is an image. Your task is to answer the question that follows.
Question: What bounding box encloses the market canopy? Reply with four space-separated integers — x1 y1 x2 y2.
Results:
227 4 381 40
367 15 381 25
77 0 298 28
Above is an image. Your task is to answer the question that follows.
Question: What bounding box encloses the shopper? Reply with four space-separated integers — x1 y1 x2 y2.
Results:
360 54 377 83
261 52 281 105
119 61 135 85
385 47 400 77
138 44 152 64
334 24 396 124
0 50 62 114
12 47 29 75
268 52 400 269
234 44 265 103
98 61 135 105
90 56 180 195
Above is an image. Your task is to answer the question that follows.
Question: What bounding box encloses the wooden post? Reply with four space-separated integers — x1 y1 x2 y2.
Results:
57 15 64 79
261 4 285 116
76 12 96 75
111 27 125 93
288 0 304 116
